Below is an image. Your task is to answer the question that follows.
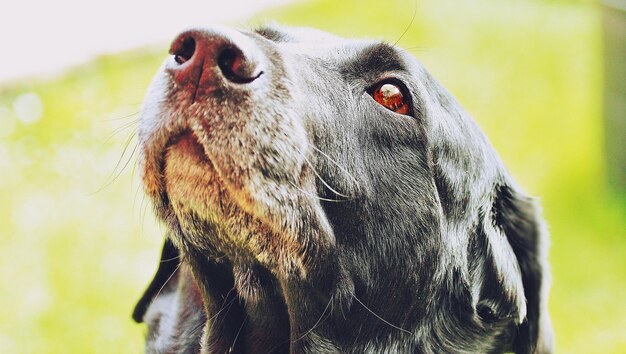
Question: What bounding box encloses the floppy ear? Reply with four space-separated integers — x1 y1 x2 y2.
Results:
132 238 180 323
477 184 554 354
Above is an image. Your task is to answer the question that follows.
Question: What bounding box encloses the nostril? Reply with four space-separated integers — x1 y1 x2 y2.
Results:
217 48 262 84
172 36 196 65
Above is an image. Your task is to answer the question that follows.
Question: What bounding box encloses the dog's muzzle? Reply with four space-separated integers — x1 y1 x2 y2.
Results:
166 27 265 102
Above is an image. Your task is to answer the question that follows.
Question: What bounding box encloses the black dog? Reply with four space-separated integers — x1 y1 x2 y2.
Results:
133 24 553 353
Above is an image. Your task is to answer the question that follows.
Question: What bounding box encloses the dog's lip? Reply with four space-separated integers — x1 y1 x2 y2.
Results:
152 128 213 208
165 129 207 162
159 127 244 206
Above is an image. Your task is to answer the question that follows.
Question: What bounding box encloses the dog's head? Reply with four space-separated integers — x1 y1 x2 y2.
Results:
134 24 553 353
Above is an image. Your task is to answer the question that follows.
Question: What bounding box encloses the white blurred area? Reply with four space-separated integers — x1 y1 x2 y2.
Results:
0 0 295 84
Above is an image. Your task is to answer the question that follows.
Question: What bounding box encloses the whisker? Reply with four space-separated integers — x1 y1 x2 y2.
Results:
106 142 138 190
130 146 139 199
307 143 360 188
101 119 139 146
141 193 149 237
302 154 352 200
207 297 237 323
159 255 181 263
393 0 418 47
153 262 182 300
132 184 142 218
189 314 209 337
92 132 137 194
230 314 248 352
395 46 430 55
265 295 334 353
293 295 334 342
288 181 345 203
207 286 238 328
100 111 140 122
352 295 411 334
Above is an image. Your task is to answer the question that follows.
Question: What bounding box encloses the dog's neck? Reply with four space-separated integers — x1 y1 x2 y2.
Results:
181 243 432 354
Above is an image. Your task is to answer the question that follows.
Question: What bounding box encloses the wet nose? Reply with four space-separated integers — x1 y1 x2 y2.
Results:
168 27 264 98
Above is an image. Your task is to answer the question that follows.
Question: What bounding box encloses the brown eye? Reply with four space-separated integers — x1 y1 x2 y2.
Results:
372 82 410 115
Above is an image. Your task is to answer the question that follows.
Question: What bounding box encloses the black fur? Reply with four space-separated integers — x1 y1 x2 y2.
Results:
134 24 554 353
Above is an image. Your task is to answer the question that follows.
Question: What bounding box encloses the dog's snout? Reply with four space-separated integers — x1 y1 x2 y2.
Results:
168 28 264 97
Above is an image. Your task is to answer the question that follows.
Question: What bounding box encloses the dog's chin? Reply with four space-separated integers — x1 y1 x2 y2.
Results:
163 131 258 258
160 130 318 275
163 130 225 221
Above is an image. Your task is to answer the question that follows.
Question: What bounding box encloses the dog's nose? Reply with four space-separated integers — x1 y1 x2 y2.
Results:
168 28 264 97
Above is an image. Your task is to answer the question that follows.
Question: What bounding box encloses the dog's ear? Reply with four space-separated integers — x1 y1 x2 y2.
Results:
132 238 180 323
470 184 554 353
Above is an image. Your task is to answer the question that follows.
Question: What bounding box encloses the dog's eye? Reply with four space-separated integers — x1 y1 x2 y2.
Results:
371 82 410 115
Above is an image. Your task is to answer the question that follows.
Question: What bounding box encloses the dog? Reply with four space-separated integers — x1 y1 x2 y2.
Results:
133 24 554 353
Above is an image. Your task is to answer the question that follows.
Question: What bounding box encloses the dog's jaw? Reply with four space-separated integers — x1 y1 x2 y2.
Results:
138 60 345 351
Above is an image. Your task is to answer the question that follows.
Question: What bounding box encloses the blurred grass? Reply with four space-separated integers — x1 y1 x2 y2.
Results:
0 0 624 353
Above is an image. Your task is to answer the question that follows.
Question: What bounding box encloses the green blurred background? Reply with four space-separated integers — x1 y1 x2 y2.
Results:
0 0 624 352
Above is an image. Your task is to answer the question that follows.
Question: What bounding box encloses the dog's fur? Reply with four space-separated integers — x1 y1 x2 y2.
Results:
133 24 553 353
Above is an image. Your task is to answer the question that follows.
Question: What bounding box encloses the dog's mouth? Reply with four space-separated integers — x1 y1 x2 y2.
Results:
160 125 267 225
158 126 252 253
165 130 207 165
160 129 225 208
145 118 325 274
